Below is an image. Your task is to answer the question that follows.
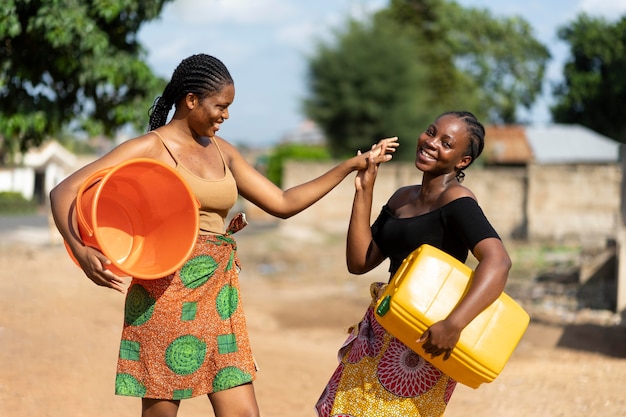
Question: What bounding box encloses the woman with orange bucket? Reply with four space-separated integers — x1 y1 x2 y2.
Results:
49 53 398 417
314 112 512 417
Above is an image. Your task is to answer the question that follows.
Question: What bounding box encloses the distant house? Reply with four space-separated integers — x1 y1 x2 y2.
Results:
484 124 620 165
0 141 77 204
279 119 326 145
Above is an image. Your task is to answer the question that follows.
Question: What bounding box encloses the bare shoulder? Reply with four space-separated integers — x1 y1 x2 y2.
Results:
388 185 419 208
440 183 477 205
113 132 164 158
212 136 257 177
91 132 170 168
212 135 242 161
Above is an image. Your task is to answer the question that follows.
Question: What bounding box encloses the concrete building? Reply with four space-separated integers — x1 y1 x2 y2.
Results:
0 141 77 204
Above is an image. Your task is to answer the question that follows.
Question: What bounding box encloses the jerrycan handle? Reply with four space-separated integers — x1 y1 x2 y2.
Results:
377 246 421 317
391 246 420 287
75 167 111 237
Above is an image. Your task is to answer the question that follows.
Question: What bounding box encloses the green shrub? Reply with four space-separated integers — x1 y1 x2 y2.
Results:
266 143 331 186
0 192 38 214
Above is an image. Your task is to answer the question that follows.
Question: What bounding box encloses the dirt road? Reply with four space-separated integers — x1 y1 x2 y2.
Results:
1 223 625 416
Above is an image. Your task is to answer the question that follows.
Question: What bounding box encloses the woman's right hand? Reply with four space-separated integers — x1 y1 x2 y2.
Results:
71 245 127 293
355 139 394 192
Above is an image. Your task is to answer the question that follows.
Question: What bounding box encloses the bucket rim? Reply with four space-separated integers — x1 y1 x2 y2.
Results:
80 158 200 279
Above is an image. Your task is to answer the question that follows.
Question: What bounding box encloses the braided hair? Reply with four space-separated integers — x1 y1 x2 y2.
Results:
148 54 234 131
438 111 485 182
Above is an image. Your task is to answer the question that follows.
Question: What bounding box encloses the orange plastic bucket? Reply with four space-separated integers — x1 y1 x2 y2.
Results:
65 158 200 279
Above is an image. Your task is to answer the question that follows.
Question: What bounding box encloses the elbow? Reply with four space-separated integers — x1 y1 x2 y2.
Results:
495 255 512 288
505 258 513 276
501 253 513 276
261 206 302 220
346 261 369 275
49 185 60 204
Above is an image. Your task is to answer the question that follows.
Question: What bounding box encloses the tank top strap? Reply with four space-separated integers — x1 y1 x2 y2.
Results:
150 130 179 164
211 136 230 173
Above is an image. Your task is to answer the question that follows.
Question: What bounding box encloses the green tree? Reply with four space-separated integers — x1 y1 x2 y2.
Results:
304 15 431 160
0 0 172 162
305 1 549 161
387 0 550 123
551 14 626 142
384 0 475 119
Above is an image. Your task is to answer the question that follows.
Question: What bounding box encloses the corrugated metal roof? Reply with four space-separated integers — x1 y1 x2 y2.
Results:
483 123 620 165
484 125 533 164
525 124 619 164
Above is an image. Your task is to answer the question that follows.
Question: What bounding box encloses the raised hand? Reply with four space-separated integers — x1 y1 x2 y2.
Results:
358 137 399 166
355 137 399 192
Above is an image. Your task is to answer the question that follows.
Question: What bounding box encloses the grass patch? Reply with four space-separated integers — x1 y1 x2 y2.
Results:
0 192 38 214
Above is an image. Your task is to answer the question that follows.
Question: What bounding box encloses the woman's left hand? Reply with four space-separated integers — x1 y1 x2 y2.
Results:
418 319 462 361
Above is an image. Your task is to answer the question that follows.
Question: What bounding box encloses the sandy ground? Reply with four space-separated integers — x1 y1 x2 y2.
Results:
1 220 625 417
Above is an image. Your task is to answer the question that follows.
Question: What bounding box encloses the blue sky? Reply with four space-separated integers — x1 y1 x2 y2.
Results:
137 0 626 146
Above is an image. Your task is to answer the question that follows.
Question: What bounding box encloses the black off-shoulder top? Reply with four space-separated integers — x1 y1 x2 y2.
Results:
371 196 500 277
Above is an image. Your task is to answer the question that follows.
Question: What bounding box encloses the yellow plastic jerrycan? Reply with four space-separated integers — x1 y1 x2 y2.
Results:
375 244 530 388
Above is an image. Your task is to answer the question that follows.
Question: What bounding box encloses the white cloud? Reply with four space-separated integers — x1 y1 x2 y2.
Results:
275 22 320 52
578 0 626 19
173 0 298 25
274 0 387 52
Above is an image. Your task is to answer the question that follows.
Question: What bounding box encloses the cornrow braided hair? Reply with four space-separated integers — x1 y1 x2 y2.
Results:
148 54 234 131
439 111 485 183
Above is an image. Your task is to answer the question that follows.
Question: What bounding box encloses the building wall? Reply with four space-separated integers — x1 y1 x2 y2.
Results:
527 163 621 244
0 168 35 199
242 160 621 246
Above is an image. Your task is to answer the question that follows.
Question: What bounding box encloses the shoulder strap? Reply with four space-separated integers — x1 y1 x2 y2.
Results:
150 130 178 164
211 137 229 170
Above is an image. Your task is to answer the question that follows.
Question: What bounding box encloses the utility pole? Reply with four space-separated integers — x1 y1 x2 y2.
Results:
617 145 626 318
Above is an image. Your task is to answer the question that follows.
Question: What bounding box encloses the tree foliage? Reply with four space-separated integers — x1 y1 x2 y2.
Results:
0 0 172 162
387 0 550 124
551 14 626 142
304 0 550 160
383 0 477 119
304 15 431 160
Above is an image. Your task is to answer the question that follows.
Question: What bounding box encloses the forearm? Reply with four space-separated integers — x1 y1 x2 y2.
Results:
445 254 510 330
49 180 84 251
237 137 397 218
276 158 359 218
346 188 376 273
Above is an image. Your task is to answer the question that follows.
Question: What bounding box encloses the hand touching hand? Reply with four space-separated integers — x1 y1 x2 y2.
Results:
355 137 399 192
357 137 399 165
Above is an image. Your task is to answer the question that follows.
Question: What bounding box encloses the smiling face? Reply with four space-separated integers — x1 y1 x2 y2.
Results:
186 83 235 138
414 113 473 176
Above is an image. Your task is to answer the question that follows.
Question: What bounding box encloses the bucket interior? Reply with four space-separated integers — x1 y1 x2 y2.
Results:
92 161 198 278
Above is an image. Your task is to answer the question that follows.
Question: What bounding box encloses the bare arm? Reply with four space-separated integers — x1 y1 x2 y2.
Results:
49 134 165 292
419 237 511 359
345 146 390 274
226 137 398 219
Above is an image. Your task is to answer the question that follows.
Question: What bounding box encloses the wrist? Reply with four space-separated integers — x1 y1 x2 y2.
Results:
444 314 468 333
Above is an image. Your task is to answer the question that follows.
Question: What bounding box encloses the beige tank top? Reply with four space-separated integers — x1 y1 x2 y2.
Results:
151 131 238 234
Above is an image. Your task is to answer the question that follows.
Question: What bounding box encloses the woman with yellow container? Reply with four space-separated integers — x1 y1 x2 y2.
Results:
315 111 512 417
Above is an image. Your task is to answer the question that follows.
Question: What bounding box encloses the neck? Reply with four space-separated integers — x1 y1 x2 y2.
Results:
419 172 457 200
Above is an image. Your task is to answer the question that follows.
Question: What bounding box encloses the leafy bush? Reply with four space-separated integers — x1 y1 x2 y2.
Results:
0 192 38 214
265 143 331 186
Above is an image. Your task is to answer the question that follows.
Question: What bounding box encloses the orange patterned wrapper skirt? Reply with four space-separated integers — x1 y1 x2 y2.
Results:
315 282 456 417
114 225 256 400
